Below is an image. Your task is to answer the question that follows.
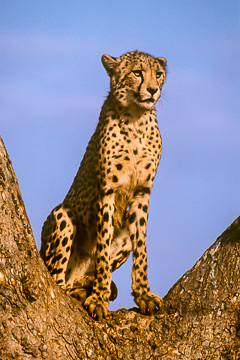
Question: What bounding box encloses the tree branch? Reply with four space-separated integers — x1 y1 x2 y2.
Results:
0 136 240 359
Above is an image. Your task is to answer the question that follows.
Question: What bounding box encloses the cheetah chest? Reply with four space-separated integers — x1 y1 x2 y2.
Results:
103 119 162 193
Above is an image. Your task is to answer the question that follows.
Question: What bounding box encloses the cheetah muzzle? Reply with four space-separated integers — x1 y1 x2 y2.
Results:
40 50 167 320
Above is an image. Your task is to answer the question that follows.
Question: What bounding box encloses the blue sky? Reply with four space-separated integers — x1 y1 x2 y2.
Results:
1 0 239 311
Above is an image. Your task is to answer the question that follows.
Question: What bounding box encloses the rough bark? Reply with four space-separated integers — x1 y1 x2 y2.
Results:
0 135 240 360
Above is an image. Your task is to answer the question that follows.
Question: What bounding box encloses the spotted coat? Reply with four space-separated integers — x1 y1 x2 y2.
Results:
40 50 167 320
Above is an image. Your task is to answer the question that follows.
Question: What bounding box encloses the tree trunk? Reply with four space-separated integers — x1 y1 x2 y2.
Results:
0 135 240 359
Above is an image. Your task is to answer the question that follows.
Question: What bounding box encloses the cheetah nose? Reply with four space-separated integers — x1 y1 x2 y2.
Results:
147 87 158 96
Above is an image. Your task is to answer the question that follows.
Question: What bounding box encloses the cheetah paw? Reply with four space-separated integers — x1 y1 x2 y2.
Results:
68 287 88 305
84 295 109 321
66 276 94 304
134 292 163 315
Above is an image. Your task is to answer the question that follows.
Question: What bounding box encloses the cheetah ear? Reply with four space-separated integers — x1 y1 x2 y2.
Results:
101 55 119 77
157 57 167 69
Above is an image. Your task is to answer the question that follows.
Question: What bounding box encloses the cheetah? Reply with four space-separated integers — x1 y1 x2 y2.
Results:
40 51 167 320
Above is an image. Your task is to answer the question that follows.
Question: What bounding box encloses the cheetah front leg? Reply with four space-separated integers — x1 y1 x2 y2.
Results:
84 193 114 320
129 193 163 315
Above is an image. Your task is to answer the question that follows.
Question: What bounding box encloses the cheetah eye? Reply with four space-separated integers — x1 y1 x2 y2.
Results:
156 71 163 79
133 70 142 77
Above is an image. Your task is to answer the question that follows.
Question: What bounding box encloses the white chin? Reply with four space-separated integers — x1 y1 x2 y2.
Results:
137 101 155 110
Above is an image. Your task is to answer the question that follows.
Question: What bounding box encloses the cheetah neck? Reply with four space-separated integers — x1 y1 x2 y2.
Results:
101 94 157 125
106 93 156 119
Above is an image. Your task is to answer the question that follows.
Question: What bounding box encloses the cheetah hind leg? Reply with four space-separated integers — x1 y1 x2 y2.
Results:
67 275 118 304
41 203 77 288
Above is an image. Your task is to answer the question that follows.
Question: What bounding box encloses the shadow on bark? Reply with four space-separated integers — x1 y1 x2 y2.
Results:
0 136 240 359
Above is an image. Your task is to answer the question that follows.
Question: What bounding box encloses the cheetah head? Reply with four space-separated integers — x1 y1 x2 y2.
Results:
102 51 167 110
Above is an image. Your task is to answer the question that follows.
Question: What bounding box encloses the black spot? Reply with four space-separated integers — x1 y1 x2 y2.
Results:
61 257 67 264
130 234 135 241
66 246 71 252
56 279 63 284
116 164 123 170
103 212 109 222
146 174 151 182
133 250 139 258
120 130 128 136
133 187 151 197
143 205 148 213
60 220 66 231
129 212 136 224
140 217 146 226
106 189 113 195
145 163 151 169
122 250 130 259
111 260 118 272
45 254 53 262
97 223 102 233
98 243 104 252
124 156 130 161
51 268 63 275
55 238 60 248
98 267 104 274
47 265 52 272
62 237 68 247
137 240 143 247
112 175 118 182
102 229 108 237
57 213 63 220
133 149 138 155
52 253 63 264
